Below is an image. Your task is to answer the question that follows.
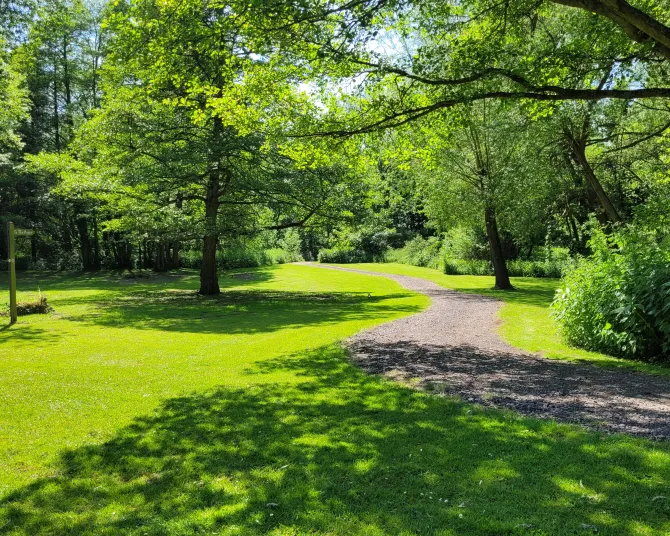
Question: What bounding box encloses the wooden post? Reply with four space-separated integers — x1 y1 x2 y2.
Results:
7 222 17 324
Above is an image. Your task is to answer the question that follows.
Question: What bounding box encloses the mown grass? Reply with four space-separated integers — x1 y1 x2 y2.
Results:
334 263 670 376
0 265 426 496
0 264 668 535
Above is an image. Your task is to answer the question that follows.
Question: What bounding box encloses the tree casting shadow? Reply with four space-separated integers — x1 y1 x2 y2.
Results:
1 346 668 535
61 290 419 335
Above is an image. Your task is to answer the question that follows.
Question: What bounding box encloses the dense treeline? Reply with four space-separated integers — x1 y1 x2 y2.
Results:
1 0 668 359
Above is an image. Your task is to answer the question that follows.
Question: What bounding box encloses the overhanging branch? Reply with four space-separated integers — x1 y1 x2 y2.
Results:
303 86 670 137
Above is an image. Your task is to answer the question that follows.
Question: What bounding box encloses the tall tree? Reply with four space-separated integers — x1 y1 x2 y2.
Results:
417 103 554 289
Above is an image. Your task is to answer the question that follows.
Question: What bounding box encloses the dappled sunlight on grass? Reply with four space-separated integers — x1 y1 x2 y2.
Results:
1 264 668 534
0 265 428 494
1 345 668 535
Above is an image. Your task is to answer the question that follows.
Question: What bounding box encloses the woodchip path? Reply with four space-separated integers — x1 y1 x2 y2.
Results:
304 263 670 440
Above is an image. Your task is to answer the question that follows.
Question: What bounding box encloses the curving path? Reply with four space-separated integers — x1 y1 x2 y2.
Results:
304 263 670 439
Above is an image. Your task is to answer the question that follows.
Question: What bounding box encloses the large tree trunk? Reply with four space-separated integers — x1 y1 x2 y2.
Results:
484 206 513 290
154 243 167 272
199 174 220 295
565 131 623 224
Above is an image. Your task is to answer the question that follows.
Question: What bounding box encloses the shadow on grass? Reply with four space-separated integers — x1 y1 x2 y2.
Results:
0 268 276 295
456 279 560 309
60 290 418 335
1 346 668 535
0 324 62 345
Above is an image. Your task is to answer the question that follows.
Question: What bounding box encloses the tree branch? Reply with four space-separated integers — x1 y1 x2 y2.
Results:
302 86 670 137
549 0 670 60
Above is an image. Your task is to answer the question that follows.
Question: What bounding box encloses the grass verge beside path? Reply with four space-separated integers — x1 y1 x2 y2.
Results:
2 346 670 535
0 265 668 535
328 263 670 376
0 264 427 494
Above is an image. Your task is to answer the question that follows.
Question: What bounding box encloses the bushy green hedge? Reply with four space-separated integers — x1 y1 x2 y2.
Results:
317 226 394 264
181 243 302 270
552 227 670 361
317 247 370 264
443 258 493 275
385 234 570 278
507 259 569 278
386 236 444 269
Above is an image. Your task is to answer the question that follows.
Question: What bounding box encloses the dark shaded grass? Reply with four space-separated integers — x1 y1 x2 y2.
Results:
61 290 414 335
1 346 668 536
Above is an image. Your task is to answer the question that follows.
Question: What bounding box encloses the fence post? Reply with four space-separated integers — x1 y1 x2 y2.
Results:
7 222 16 324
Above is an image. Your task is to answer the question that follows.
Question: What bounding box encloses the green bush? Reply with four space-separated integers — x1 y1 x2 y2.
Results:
387 232 572 278
386 236 445 269
506 258 569 278
278 229 304 262
181 241 302 271
443 258 493 276
317 247 370 264
552 226 670 361
444 227 490 260
441 258 568 278
321 226 392 263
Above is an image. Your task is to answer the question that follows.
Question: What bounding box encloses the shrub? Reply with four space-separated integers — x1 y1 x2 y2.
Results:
265 247 303 264
386 236 570 278
505 258 570 278
443 227 490 260
317 247 369 264
443 259 493 276
321 226 393 263
181 240 302 271
552 226 670 361
278 229 304 262
386 235 445 269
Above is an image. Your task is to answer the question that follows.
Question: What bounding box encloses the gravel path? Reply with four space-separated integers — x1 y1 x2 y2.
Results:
304 263 670 439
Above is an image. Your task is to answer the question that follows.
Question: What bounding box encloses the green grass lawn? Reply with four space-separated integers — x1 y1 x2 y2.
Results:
0 264 669 535
333 263 670 376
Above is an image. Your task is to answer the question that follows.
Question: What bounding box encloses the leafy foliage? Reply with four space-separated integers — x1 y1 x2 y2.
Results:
317 247 370 264
553 226 670 361
386 235 444 269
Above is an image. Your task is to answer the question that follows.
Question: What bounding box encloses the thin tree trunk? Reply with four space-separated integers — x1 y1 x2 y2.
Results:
171 241 180 269
567 209 583 252
53 63 60 152
143 239 148 269
199 173 220 295
62 39 73 138
154 243 166 272
76 216 93 270
92 214 100 269
485 206 513 290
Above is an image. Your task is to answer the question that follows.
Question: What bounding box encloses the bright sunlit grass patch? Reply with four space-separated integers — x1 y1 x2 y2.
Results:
0 264 426 494
0 264 668 535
